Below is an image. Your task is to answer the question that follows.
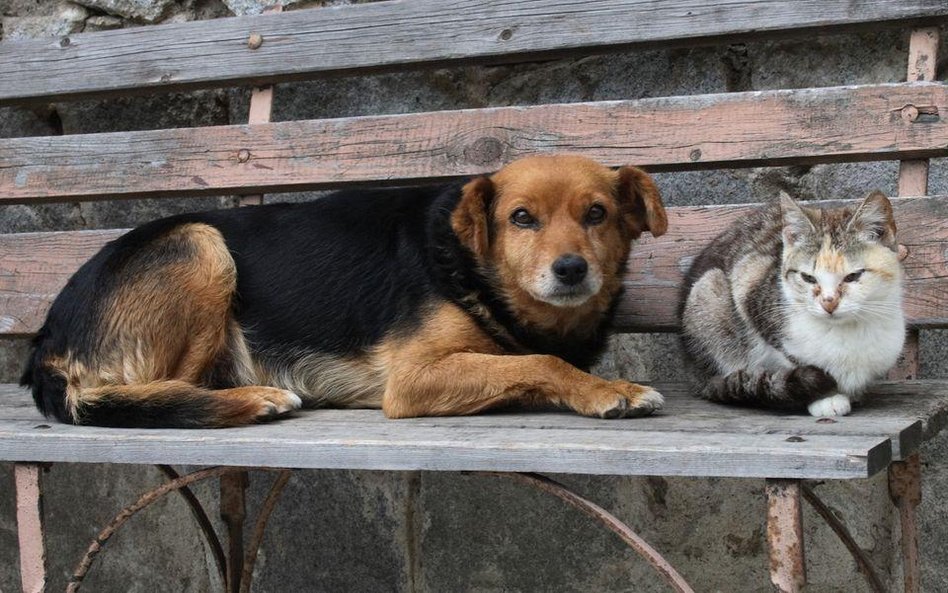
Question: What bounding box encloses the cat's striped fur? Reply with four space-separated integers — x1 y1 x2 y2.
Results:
679 192 905 416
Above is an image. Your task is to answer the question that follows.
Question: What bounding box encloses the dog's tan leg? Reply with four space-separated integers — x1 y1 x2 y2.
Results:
383 351 662 419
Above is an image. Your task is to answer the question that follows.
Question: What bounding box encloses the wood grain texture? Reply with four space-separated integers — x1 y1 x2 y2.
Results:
1 197 946 335
898 28 939 199
0 382 920 478
1 382 935 461
895 27 941 381
2 82 948 203
0 229 125 335
2 0 947 105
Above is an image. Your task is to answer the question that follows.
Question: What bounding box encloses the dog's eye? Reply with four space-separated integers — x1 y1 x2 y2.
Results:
510 208 537 228
585 204 606 226
799 272 817 284
843 269 865 283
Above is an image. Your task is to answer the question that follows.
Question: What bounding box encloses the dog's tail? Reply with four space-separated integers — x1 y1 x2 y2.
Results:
22 355 298 428
697 365 837 410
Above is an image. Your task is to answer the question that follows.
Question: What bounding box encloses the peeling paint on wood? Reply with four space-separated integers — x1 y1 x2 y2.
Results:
1 83 947 203
2 0 947 105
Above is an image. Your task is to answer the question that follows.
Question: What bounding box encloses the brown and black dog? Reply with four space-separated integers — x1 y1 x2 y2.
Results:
22 155 668 428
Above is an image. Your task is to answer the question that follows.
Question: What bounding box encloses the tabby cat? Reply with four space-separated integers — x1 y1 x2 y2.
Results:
679 191 905 416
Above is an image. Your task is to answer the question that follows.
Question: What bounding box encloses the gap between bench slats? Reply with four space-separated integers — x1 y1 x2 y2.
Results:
1 198 945 336
1 82 947 203
1 0 946 105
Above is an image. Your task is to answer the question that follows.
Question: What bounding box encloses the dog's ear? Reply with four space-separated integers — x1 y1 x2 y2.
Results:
616 166 667 238
451 176 495 257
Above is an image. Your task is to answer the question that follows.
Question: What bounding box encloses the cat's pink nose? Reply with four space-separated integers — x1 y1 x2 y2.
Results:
821 295 840 314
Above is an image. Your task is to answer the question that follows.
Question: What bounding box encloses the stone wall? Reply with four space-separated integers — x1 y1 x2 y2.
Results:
1 1 947 591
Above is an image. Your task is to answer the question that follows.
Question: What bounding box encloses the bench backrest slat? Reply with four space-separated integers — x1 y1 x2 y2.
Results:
2 197 945 336
3 82 946 204
2 0 947 106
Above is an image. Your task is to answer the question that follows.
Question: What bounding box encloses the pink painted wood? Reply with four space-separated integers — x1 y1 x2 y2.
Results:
891 29 936 591
766 480 806 593
14 463 47 593
239 4 281 208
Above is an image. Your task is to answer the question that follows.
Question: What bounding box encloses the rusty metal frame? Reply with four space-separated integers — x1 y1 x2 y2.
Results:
802 483 885 593
157 464 228 585
9 461 932 592
483 472 696 593
68 466 249 593
240 470 293 593
889 453 922 593
57 466 292 593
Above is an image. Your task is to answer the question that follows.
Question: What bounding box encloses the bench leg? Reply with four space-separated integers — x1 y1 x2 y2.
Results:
221 471 249 593
766 479 806 593
889 453 921 593
14 462 47 593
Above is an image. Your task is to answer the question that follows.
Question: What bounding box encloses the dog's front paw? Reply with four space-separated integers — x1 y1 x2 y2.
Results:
807 393 851 417
585 381 664 419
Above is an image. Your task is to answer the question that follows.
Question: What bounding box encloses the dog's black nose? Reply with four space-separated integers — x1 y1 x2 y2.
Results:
552 254 588 286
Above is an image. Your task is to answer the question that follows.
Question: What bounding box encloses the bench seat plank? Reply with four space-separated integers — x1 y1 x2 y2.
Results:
2 196 945 336
2 82 946 203
4 382 947 479
2 0 946 105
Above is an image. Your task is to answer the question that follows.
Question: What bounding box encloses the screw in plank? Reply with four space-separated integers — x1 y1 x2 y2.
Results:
247 33 264 50
237 149 251 163
901 105 920 123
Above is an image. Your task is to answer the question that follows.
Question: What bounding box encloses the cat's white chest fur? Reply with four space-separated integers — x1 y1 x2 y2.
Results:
783 311 905 395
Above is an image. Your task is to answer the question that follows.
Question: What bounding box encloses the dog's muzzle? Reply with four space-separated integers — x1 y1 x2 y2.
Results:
551 254 588 286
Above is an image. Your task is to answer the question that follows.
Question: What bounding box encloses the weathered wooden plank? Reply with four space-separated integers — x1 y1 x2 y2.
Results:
0 383 924 459
895 27 940 381
2 0 947 105
3 381 943 466
0 402 892 479
0 229 125 335
2 196 945 336
2 82 947 203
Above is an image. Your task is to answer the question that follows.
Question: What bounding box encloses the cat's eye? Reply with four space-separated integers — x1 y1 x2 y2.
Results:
799 272 817 284
510 208 537 228
844 270 865 283
585 204 607 226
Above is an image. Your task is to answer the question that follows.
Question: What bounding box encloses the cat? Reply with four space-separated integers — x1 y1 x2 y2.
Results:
679 191 905 417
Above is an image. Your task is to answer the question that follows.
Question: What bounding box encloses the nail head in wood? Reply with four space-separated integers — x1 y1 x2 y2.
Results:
901 105 919 123
237 149 251 163
247 33 264 50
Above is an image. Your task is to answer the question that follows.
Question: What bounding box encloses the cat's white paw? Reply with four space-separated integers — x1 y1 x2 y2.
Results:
807 394 851 417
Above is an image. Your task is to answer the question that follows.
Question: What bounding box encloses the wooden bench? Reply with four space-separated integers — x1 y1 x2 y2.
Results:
2 2 948 591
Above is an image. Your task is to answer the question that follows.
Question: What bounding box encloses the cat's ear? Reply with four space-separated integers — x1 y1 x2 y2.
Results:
779 192 815 247
848 190 897 249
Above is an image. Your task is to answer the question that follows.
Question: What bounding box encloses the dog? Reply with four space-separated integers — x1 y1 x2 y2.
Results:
21 155 668 428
